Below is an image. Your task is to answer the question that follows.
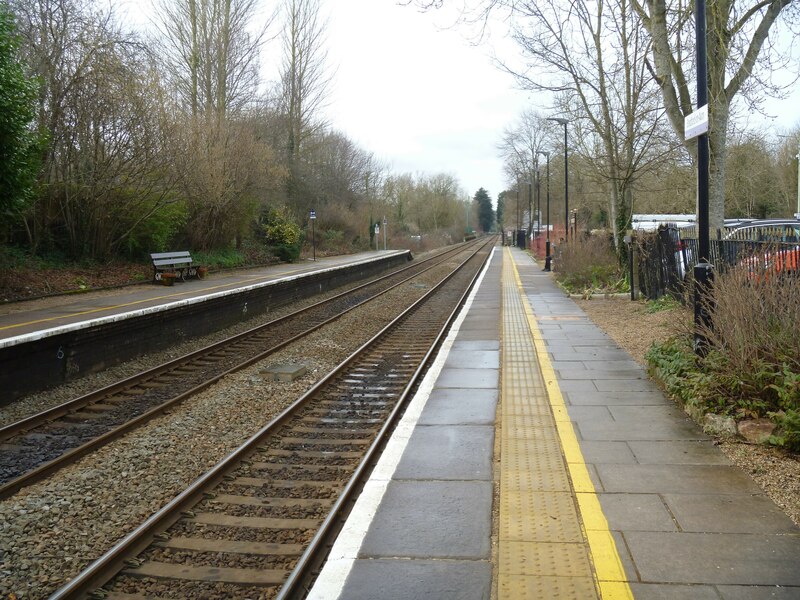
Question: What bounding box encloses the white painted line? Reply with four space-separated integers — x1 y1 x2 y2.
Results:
0 251 409 349
307 248 496 600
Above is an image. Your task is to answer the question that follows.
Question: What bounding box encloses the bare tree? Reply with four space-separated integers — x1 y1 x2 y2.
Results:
155 0 272 118
9 0 180 257
631 0 800 229
498 109 548 232
507 0 678 247
278 0 332 202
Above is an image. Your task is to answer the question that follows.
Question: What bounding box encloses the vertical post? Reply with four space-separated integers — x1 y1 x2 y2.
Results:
528 171 533 250
535 162 541 238
309 209 316 261
694 0 713 355
545 154 551 271
563 123 569 241
795 139 800 217
374 223 380 251
383 216 387 250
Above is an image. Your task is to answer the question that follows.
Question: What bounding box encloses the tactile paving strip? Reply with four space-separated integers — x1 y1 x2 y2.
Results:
498 249 600 599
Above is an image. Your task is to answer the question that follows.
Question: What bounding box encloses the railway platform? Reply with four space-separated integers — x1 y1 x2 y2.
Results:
310 246 800 600
0 250 407 344
0 249 411 401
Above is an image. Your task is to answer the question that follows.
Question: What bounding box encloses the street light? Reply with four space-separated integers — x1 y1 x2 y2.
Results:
547 117 569 240
538 150 551 271
309 209 317 261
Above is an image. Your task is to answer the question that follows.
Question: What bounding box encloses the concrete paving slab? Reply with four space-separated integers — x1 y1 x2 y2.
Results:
434 367 498 389
578 440 637 464
596 464 763 494
627 583 721 599
443 350 499 369
566 405 615 422
564 390 668 406
608 404 692 422
593 379 662 392
393 425 494 481
716 584 800 599
358 480 492 559
598 493 677 531
627 440 727 465
577 419 703 441
417 388 498 425
625 531 800 585
556 380 599 392
339 558 492 600
556 369 647 380
451 340 499 351
664 493 798 534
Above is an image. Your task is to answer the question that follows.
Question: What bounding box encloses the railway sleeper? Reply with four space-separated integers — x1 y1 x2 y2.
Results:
155 536 305 556
265 449 363 459
210 494 334 509
61 411 106 422
292 426 374 436
82 403 118 413
121 561 287 586
279 437 372 446
229 477 342 489
187 512 321 530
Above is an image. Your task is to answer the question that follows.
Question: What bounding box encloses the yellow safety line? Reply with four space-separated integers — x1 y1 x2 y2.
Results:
0 268 307 333
506 248 634 600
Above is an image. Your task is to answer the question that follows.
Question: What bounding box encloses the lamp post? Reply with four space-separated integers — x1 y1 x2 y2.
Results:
795 140 800 218
535 158 541 238
538 150 551 271
528 169 533 250
383 216 387 250
547 117 569 240
516 175 521 247
309 209 316 261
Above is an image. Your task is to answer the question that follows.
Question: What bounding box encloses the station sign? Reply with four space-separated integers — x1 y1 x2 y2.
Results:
684 105 708 140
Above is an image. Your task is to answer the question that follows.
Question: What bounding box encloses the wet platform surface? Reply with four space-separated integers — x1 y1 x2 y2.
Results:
310 246 800 599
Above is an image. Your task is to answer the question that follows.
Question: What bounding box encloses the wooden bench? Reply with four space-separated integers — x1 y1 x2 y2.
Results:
150 251 196 283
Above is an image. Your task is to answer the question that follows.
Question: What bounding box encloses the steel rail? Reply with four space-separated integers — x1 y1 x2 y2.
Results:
277 242 495 599
1 241 474 443
48 238 495 599
0 242 480 500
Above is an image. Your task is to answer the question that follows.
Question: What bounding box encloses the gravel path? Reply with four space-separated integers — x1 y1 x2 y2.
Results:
0 264 452 598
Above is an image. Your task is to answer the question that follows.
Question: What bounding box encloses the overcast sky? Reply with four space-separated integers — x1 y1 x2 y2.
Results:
320 0 532 202
125 0 800 205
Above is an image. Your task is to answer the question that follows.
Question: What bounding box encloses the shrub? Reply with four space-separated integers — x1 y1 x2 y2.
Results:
647 264 800 444
554 235 628 294
257 206 302 263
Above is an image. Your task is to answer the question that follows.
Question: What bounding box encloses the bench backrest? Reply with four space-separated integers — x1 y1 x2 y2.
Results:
151 251 192 262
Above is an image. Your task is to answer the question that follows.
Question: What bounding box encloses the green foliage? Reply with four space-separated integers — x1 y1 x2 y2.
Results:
258 206 302 263
192 240 277 270
0 5 42 216
122 197 187 259
769 409 800 453
645 295 681 313
474 188 494 233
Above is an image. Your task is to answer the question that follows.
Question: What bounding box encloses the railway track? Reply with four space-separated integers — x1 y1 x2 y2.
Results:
0 240 483 500
49 238 495 600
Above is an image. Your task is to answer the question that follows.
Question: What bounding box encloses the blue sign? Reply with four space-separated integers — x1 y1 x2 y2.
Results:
310 210 316 220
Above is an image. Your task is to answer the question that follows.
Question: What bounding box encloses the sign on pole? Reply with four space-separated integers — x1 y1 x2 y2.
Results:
684 105 708 140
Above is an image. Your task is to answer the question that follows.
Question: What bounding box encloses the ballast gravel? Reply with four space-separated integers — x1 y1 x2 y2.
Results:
0 268 449 599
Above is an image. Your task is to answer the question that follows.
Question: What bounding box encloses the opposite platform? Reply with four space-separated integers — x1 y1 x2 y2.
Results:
309 246 800 599
0 250 407 344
